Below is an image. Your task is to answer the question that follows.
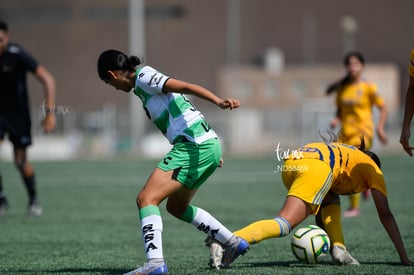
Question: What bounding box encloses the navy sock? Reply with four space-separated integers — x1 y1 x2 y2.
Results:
23 174 37 204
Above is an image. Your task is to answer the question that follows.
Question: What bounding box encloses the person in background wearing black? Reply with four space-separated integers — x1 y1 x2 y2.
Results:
0 19 56 217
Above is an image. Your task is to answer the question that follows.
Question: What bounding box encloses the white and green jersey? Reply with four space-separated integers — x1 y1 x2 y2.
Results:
133 65 218 144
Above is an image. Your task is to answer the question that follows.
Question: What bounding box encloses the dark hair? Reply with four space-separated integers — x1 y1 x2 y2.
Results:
343 51 365 66
326 51 365 95
358 136 381 168
0 19 8 32
97 49 141 80
363 150 381 169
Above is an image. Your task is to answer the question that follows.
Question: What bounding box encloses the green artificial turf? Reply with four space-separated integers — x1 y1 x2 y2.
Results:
1 155 413 274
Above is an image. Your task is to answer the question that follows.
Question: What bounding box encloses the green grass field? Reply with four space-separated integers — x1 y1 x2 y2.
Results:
1 154 414 274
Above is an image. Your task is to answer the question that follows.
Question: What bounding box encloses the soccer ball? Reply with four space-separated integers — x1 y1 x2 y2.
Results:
291 225 330 264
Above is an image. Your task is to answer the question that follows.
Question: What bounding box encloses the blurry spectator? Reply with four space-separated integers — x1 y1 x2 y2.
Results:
0 19 56 217
326 51 388 218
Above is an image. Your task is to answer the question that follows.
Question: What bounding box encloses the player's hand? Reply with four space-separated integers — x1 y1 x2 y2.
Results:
218 98 240 110
42 114 56 133
400 129 414 156
218 158 224 168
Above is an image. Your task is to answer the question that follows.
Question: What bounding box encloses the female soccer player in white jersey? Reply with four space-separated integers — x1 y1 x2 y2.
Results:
97 49 249 275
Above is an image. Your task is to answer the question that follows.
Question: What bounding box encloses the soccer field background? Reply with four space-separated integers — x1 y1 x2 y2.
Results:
1 155 414 274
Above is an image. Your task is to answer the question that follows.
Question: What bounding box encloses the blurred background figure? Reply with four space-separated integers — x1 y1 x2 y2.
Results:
399 48 414 156
326 51 388 218
0 1 406 159
0 19 56 217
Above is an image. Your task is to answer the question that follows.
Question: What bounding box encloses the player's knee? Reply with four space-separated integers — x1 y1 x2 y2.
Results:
136 192 160 209
136 193 144 208
274 216 291 237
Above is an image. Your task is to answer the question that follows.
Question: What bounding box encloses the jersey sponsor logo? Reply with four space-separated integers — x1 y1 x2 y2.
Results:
142 224 158 252
148 72 164 87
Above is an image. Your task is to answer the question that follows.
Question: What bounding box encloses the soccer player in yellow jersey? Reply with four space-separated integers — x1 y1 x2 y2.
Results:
400 48 414 156
207 141 414 267
326 51 388 218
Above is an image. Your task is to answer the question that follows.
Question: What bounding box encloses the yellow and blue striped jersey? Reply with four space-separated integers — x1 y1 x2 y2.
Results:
287 142 387 196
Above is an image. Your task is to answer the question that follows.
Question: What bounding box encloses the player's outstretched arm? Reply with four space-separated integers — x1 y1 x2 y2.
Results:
371 189 414 266
163 78 240 110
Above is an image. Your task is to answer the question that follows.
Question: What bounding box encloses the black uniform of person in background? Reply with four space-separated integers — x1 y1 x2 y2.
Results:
0 19 56 216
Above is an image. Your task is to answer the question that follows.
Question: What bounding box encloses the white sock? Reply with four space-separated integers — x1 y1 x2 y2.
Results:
190 206 233 244
140 206 164 261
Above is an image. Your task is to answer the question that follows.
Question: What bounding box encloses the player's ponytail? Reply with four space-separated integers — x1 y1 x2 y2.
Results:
127 55 141 69
97 49 141 80
358 136 381 169
326 75 352 95
363 151 381 169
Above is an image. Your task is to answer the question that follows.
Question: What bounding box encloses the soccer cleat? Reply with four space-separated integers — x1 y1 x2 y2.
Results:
27 202 43 217
221 236 249 268
331 245 360 265
205 237 224 269
0 196 9 216
343 208 360 218
123 262 168 275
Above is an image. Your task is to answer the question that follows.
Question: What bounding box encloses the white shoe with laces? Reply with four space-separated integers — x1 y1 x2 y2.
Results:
331 245 360 265
205 237 223 269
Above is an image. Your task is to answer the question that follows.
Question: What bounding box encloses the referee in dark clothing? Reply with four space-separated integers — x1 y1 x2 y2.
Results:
0 19 56 216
